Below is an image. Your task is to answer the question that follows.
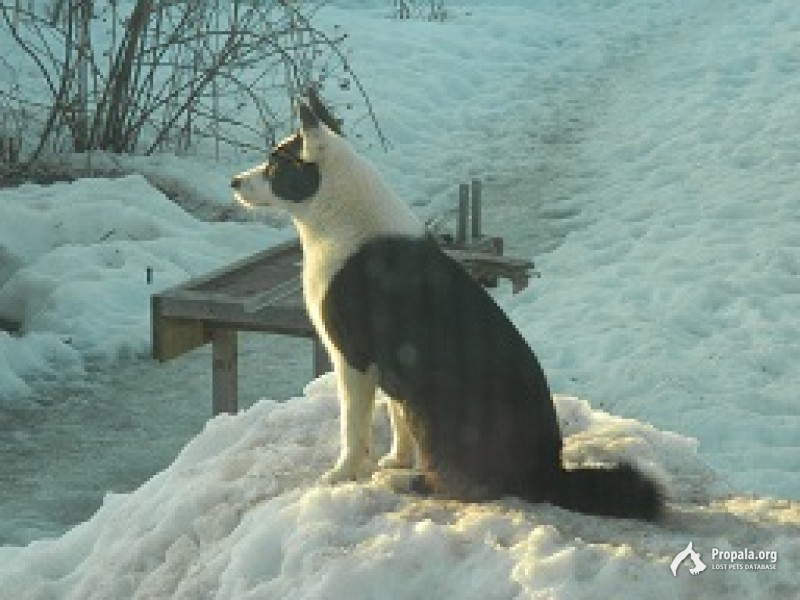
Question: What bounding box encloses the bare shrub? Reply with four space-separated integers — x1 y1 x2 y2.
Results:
0 0 386 170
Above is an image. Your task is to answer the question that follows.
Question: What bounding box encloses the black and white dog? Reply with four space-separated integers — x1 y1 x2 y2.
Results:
232 92 663 520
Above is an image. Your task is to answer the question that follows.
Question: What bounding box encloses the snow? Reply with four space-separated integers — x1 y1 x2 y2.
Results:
1 0 799 596
0 376 797 598
0 174 288 398
504 1 800 499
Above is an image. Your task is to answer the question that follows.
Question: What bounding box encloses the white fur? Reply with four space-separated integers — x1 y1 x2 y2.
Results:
234 122 423 483
379 397 416 469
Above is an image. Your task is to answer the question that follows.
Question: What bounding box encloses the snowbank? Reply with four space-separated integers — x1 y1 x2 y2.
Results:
0 175 287 401
504 1 800 499
1 374 796 599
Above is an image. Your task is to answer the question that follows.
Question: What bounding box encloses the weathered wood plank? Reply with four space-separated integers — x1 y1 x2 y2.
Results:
151 296 210 360
444 248 534 270
152 239 533 364
471 179 482 239
0 316 21 335
152 317 209 361
457 183 469 244
157 295 313 337
242 275 303 313
212 329 238 415
179 237 301 293
444 246 533 290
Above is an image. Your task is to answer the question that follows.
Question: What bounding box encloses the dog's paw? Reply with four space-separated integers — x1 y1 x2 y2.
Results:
357 455 379 479
378 452 414 470
319 464 355 485
372 468 431 494
320 453 375 484
372 468 416 492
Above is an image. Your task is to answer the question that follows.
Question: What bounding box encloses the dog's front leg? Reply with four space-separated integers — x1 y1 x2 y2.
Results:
320 357 377 484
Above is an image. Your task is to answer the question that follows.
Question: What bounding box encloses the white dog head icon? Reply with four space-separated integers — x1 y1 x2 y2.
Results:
670 541 707 576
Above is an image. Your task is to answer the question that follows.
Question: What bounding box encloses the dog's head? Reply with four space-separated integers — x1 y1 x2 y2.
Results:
233 91 422 243
231 90 347 215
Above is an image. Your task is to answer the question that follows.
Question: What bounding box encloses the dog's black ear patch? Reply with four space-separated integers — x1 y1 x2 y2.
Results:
270 133 320 202
307 88 344 137
272 160 320 203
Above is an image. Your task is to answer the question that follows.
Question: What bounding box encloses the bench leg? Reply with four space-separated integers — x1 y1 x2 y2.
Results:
313 337 332 377
511 276 529 294
212 329 238 415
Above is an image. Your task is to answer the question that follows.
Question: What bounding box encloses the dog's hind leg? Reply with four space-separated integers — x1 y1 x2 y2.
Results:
379 398 416 469
321 357 378 484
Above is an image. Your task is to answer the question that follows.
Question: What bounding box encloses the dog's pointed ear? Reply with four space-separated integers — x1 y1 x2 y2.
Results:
298 99 319 131
298 98 325 162
307 88 344 137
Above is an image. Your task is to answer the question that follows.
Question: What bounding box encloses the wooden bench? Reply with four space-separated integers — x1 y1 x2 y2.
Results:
151 238 315 415
0 316 21 335
151 182 535 416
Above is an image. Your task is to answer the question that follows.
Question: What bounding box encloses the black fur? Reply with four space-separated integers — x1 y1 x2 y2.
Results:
322 235 664 520
307 88 344 136
298 101 319 130
269 133 320 202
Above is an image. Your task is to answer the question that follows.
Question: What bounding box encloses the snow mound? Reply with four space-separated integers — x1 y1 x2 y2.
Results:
0 176 286 401
1 374 796 599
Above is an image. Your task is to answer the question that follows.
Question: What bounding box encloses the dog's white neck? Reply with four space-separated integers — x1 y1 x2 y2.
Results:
291 151 423 345
293 155 422 287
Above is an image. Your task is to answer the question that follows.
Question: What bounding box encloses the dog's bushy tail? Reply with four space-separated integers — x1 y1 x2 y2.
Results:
545 463 664 521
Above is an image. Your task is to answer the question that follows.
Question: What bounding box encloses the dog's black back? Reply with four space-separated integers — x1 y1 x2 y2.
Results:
322 235 562 497
322 235 664 520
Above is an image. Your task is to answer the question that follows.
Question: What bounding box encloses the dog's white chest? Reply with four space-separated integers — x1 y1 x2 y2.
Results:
299 236 352 354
